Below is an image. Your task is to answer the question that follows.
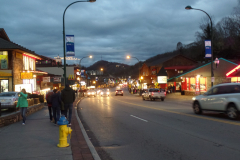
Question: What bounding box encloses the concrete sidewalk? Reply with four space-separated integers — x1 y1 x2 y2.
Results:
0 105 72 160
0 98 98 160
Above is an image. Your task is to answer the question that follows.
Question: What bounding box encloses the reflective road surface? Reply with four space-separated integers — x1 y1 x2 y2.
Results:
77 87 240 160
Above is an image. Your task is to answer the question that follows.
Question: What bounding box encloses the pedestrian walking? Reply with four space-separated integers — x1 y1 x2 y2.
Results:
61 84 75 126
16 89 28 125
51 89 61 126
46 89 54 122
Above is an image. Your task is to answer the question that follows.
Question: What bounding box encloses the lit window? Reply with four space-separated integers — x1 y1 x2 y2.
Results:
23 55 35 71
0 51 8 69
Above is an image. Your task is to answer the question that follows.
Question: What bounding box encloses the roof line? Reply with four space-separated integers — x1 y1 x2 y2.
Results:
174 58 238 79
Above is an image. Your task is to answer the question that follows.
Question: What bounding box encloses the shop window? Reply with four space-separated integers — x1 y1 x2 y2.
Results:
0 51 8 69
231 77 240 83
23 55 36 71
178 70 183 73
186 78 189 90
190 78 195 91
200 77 206 91
0 80 9 92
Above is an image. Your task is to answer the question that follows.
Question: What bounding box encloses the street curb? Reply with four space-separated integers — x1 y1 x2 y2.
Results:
75 98 101 160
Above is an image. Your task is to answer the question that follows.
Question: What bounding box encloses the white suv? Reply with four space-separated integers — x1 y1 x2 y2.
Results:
192 83 240 120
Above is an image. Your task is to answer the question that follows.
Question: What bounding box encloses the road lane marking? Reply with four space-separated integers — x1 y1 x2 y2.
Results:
114 99 240 126
131 115 148 122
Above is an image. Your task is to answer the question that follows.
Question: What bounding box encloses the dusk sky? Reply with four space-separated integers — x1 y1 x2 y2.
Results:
0 0 239 67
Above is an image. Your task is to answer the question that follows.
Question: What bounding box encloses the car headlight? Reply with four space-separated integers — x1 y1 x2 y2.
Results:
192 97 196 100
107 92 109 94
88 93 90 95
101 92 103 94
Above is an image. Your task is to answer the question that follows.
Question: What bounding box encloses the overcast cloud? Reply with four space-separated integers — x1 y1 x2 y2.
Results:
0 0 239 66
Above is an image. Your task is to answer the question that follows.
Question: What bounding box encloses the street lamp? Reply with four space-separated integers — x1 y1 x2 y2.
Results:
185 5 214 87
63 0 96 86
126 55 140 80
78 55 92 92
79 55 93 68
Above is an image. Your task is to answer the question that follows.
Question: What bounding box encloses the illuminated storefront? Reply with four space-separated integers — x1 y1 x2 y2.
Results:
169 58 238 95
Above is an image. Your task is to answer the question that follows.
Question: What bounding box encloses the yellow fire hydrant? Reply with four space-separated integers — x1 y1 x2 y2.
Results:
57 115 72 147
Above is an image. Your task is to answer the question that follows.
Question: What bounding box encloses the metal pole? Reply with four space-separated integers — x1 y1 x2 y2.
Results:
192 8 213 87
79 57 85 96
63 1 89 86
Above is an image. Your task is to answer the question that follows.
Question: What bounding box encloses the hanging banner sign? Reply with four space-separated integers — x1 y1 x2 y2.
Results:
205 40 212 58
81 70 85 77
66 35 75 56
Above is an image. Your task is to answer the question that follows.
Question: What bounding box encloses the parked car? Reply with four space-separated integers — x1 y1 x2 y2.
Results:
115 90 123 96
192 83 240 120
0 92 20 110
142 88 166 101
101 89 110 96
86 89 96 97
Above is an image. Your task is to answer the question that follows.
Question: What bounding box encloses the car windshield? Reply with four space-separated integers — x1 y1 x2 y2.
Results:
0 92 17 97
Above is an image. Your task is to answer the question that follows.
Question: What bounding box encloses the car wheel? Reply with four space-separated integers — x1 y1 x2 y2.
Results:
193 101 202 114
161 98 164 101
227 104 239 120
142 96 145 100
149 96 153 101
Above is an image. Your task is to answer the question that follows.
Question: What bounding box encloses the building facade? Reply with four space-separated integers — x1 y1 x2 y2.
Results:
0 28 44 93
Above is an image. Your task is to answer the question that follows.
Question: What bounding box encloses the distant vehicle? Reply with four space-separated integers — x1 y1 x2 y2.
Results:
101 89 109 96
192 83 240 120
115 90 123 96
142 88 166 101
96 89 101 95
86 89 96 97
0 92 20 110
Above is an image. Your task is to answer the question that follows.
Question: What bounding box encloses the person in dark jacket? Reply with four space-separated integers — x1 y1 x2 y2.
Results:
51 89 61 125
61 84 75 125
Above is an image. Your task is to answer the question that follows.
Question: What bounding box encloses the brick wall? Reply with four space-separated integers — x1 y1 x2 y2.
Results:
12 51 23 91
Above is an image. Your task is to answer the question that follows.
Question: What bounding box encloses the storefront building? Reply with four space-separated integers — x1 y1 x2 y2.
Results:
0 28 43 93
139 54 198 90
169 58 238 95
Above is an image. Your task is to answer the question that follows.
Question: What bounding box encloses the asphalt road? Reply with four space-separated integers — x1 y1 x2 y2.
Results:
77 87 240 160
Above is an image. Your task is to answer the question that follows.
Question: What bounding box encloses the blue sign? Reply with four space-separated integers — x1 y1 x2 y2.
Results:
66 35 75 56
81 70 85 77
95 77 98 81
205 40 212 58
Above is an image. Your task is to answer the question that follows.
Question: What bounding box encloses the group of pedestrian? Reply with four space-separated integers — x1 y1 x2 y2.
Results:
46 84 75 126
168 84 176 93
17 84 75 126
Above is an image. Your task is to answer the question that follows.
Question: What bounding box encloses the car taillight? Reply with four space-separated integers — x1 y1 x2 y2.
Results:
151 92 154 95
164 92 166 96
